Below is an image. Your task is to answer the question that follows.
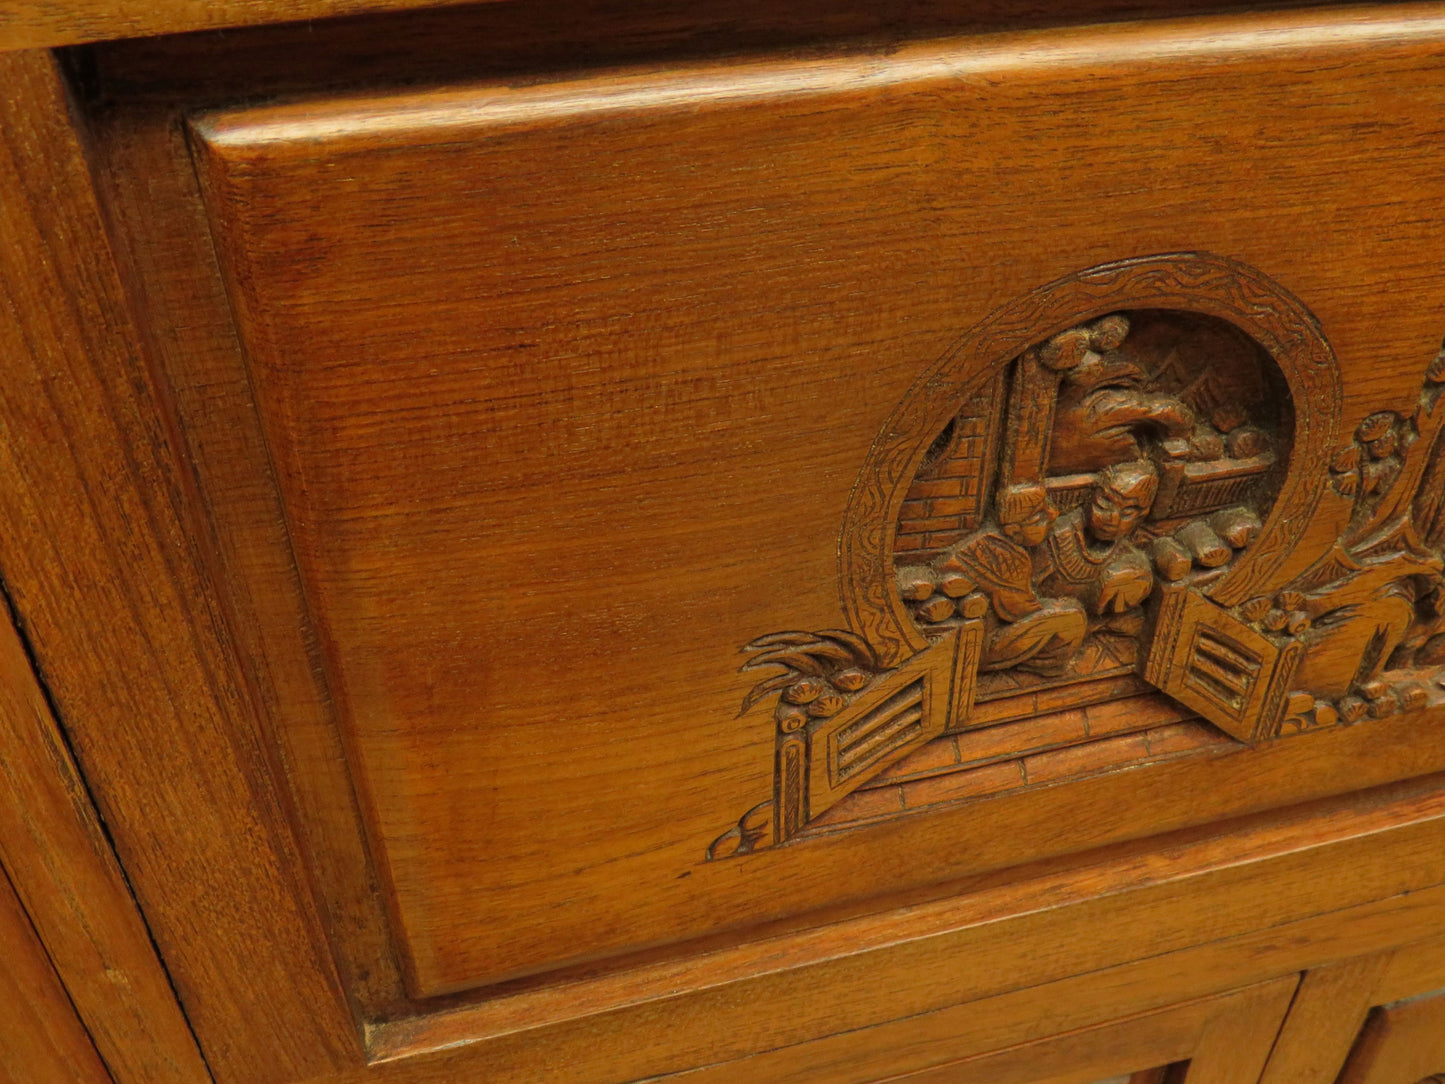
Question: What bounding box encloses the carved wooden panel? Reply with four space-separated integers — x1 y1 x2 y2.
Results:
150 8 1445 1005
719 251 1445 847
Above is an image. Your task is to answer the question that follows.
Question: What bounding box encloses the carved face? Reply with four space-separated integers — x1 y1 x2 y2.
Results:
1367 430 1398 460
1003 505 1056 547
1088 468 1156 541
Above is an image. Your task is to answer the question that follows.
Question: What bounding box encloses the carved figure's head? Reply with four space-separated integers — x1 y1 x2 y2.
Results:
1090 314 1130 352
1088 461 1158 542
1038 327 1092 373
997 483 1056 547
1358 411 1400 460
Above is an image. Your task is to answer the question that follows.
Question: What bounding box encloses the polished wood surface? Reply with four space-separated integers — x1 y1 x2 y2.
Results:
1262 930 1445 1084
8 2 1445 1082
1341 993 1445 1084
0 864 110 1084
177 4 1445 997
0 0 1365 56
657 976 1296 1084
1257 955 1393 1084
0 48 357 1083
0 0 502 50
0 599 208 1081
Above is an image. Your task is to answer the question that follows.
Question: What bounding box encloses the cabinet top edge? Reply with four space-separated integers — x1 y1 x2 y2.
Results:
188 1 1445 156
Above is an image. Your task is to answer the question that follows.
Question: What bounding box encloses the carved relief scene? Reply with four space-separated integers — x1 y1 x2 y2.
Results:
710 254 1445 860
894 309 1287 704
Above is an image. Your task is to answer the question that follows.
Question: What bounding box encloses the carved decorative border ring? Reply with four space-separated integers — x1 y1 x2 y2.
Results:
839 253 1341 667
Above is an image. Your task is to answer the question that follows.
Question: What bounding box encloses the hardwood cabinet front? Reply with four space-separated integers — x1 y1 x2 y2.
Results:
107 1 1445 999
5 2 1445 1081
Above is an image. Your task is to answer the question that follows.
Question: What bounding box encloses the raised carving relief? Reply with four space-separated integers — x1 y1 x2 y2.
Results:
710 253 1444 858
1200 341 1445 732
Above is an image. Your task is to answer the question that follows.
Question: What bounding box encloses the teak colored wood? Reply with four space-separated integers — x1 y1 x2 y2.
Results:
657 974 1298 1084
1340 991 1445 1084
0 595 208 1081
0 48 357 1083
8 1 1445 1082
0 864 110 1084
1263 932 1445 1084
175 3 1445 999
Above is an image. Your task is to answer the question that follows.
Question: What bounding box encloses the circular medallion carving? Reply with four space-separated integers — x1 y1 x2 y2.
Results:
839 252 1341 668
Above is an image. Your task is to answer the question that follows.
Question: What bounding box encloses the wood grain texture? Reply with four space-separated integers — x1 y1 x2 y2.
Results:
1258 954 1393 1084
51 4 1445 1080
2 0 1359 58
85 96 409 1021
182 4 1445 997
0 863 111 1084
0 49 358 1083
0 602 210 1082
1339 992 1445 1084
652 970 1293 1084
351 777 1445 1079
90 43 1445 1060
1374 933 1445 1003
0 0 504 51
1177 977 1298 1084
848 983 1287 1084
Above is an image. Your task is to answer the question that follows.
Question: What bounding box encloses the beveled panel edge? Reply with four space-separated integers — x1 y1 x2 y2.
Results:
364 773 1445 1064
186 4 1445 157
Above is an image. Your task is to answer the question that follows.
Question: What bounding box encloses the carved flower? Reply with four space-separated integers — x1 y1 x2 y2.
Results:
1357 411 1397 443
1240 597 1272 623
807 694 848 718
781 679 823 705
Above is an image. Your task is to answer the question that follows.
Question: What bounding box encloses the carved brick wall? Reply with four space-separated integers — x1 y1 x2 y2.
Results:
893 374 1006 562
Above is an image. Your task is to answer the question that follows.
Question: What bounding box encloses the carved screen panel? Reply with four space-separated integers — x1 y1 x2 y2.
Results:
180 15 1445 1000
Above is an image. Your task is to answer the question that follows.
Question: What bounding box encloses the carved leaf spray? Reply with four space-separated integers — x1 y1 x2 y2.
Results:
710 253 1443 859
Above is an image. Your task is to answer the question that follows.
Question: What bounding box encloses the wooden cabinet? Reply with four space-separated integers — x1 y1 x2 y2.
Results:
7 2 1445 1082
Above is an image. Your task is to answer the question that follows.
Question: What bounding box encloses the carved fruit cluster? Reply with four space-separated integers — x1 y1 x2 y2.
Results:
1240 590 1313 637
1328 410 1407 499
1166 403 1272 465
737 630 880 731
1149 506 1262 582
895 567 990 630
1279 680 1428 733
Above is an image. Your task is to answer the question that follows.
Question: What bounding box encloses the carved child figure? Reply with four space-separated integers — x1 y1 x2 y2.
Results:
1036 461 1159 635
934 484 1087 675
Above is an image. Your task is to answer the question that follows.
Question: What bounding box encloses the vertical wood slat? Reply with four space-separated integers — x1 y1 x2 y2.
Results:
0 862 112 1084
0 49 359 1082
0 602 211 1082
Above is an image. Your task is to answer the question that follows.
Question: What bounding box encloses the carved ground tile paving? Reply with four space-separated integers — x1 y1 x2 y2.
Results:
709 252 1445 858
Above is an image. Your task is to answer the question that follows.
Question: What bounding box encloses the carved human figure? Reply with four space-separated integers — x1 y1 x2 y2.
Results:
1045 315 1196 474
933 484 1087 675
1036 461 1159 633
